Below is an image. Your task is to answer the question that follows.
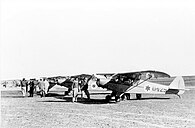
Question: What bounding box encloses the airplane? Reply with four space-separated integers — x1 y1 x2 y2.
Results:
47 70 185 103
47 74 93 96
90 70 185 102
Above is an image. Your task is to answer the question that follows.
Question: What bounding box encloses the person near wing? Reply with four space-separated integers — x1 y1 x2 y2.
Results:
29 79 35 97
38 79 46 98
43 78 50 95
72 78 80 102
21 78 28 97
80 77 90 100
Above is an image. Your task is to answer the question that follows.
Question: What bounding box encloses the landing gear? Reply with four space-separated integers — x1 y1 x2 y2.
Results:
115 96 121 102
136 94 142 100
105 95 122 102
64 91 69 96
121 93 131 100
40 90 45 98
105 95 111 102
64 88 71 96
105 91 126 103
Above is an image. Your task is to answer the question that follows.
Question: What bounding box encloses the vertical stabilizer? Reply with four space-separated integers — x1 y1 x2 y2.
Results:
169 76 185 95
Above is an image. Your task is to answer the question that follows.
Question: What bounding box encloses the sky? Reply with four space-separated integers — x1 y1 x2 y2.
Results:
1 0 195 80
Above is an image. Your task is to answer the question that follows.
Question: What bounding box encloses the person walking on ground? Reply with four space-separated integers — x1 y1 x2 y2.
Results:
21 78 27 97
72 78 80 102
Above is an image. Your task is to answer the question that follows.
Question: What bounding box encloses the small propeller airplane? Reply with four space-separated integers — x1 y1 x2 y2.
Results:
47 74 93 95
91 70 185 102
47 70 185 103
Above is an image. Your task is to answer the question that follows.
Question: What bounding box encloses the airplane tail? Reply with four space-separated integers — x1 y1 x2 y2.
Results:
166 76 185 95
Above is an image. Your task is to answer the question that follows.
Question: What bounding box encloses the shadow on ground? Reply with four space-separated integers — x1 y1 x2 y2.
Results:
1 91 170 104
130 97 170 100
1 96 26 98
39 93 170 104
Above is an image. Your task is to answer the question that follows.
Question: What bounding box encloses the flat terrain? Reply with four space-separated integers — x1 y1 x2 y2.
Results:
1 86 195 128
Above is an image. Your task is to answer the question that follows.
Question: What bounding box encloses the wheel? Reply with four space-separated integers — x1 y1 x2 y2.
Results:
115 96 121 102
136 94 142 100
121 93 130 101
121 94 126 101
105 95 111 101
126 93 130 100
64 91 69 96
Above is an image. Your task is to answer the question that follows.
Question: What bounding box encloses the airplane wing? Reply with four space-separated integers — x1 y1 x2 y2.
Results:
47 76 67 82
47 76 70 90
47 74 93 90
115 70 170 79
139 70 170 78
70 74 92 79
96 73 115 78
96 70 170 79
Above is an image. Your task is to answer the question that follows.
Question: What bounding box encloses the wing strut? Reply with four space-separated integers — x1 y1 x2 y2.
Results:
176 94 181 98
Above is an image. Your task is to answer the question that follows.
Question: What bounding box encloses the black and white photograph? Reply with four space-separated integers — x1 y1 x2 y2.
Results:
1 0 195 127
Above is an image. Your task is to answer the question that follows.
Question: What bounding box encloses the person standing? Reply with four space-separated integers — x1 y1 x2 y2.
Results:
72 78 80 102
38 79 45 98
26 80 29 96
29 79 35 97
21 78 27 97
80 77 90 100
43 79 49 95
33 79 39 94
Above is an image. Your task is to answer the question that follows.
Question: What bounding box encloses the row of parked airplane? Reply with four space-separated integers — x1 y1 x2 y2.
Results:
47 70 185 102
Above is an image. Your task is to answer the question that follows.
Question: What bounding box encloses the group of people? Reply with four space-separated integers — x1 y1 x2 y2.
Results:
20 78 49 97
20 76 91 102
71 77 90 103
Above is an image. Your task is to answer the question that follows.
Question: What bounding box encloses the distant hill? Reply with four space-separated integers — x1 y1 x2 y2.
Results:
149 76 195 86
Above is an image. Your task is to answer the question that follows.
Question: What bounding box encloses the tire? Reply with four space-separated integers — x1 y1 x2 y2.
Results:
121 94 126 101
105 95 111 102
136 94 142 100
121 94 131 101
115 96 121 102
64 91 69 96
125 93 131 100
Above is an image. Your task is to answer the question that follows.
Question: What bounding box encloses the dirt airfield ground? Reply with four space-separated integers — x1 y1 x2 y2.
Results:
1 86 195 128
